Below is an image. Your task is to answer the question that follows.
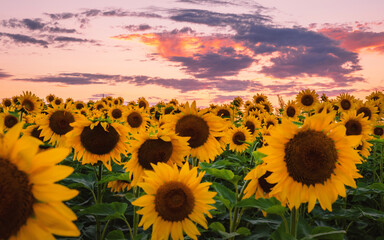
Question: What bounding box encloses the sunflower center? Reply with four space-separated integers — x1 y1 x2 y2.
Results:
0 158 35 239
111 109 122 119
155 181 195 222
345 119 362 136
232 131 246 145
137 139 173 170
49 110 75 135
3 99 12 107
47 95 55 102
340 99 351 110
4 115 18 129
31 127 44 141
284 130 338 186
255 97 264 104
245 121 255 134
54 99 62 105
176 115 209 148
286 106 296 117
80 124 120 155
372 96 380 101
301 95 314 107
22 99 34 111
76 103 84 110
266 121 275 129
139 101 147 109
258 171 276 194
357 107 372 120
263 103 271 113
127 112 143 128
217 109 230 118
374 127 384 136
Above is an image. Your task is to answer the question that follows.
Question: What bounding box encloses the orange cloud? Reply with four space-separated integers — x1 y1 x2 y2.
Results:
112 33 251 59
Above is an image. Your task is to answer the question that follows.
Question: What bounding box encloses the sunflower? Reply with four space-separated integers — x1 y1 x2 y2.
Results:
244 164 278 200
369 99 384 118
356 101 378 121
108 180 132 193
162 101 227 162
51 97 64 108
321 93 329 102
18 91 42 115
340 110 372 141
233 96 243 107
253 93 269 104
162 104 176 116
2 98 13 108
314 102 334 115
37 106 78 147
261 113 279 129
336 93 356 113
23 124 45 142
0 123 79 239
215 105 232 120
356 139 373 159
93 101 107 112
132 162 216 240
138 97 149 110
242 115 261 139
66 118 129 171
123 106 150 133
372 122 384 139
259 111 362 211
282 100 300 120
296 89 319 112
366 90 384 102
108 105 126 122
124 130 190 186
169 98 179 106
260 101 273 114
244 104 264 118
73 101 87 112
226 126 252 153
0 109 19 131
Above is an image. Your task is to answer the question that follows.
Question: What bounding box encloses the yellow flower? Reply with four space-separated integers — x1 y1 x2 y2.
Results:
242 115 261 139
336 93 356 112
259 112 362 212
132 162 216 240
108 180 132 193
18 91 42 115
226 126 253 153
123 106 150 133
0 123 79 239
340 110 372 141
296 89 319 112
253 93 269 104
137 97 149 110
108 105 126 122
244 164 278 200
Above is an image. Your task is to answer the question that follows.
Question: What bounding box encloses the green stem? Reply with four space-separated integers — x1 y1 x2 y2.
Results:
133 187 140 238
100 220 111 240
290 207 298 238
280 214 289 233
192 157 199 168
95 164 104 240
122 216 135 240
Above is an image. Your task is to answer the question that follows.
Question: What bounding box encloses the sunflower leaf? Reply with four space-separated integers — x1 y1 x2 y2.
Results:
199 163 235 181
79 202 128 221
300 227 345 240
98 172 131 184
212 182 236 207
106 230 125 240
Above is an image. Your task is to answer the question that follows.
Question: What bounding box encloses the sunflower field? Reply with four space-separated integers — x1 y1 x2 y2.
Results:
1 90 384 240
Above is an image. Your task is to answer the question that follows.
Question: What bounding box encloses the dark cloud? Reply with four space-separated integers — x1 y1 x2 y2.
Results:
0 69 12 79
1 18 77 33
0 32 49 47
54 36 89 42
13 72 257 93
22 18 45 30
212 94 243 103
170 51 254 78
124 24 152 31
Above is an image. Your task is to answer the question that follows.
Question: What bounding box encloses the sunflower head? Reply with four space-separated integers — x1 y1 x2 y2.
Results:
340 110 371 141
2 98 13 108
18 91 42 114
336 93 356 112
296 89 319 112
215 105 232 120
242 115 261 138
244 164 277 200
0 109 19 130
283 100 300 120
226 126 252 153
373 123 384 139
253 93 268 104
108 105 126 122
356 101 378 121
366 90 384 102
124 106 149 133
46 94 56 103
137 97 149 110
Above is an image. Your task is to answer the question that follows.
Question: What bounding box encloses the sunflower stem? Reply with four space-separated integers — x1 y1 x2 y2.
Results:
95 164 104 240
290 207 298 238
133 187 140 238
192 157 199 168
122 216 135 240
280 214 289 233
100 220 111 240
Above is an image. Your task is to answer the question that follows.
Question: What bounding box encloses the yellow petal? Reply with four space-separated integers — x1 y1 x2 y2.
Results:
33 184 78 202
30 165 74 184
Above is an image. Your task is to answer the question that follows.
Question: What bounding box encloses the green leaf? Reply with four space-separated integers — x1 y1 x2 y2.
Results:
271 224 297 240
66 173 95 190
212 182 236 207
368 182 384 192
99 172 131 184
106 230 125 240
79 202 128 221
209 222 226 232
237 197 284 213
252 150 267 162
266 205 287 215
236 227 251 236
216 196 231 210
199 164 235 181
300 227 345 240
125 192 137 202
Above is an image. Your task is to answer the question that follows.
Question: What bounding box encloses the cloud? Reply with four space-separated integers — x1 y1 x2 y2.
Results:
124 24 152 31
0 69 12 79
0 32 49 47
318 27 384 53
1 18 77 33
13 72 258 93
53 36 90 42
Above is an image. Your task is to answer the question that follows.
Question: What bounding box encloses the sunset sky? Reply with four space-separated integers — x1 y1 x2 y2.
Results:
1 0 384 106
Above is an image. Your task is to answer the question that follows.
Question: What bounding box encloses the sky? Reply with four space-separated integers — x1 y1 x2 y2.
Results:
1 0 384 106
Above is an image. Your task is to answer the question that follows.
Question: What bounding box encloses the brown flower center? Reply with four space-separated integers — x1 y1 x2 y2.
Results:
22 99 34 111
263 103 271 113
96 104 104 110
127 112 143 128
0 158 35 239
217 109 230 118
374 127 384 136
255 97 264 104
266 121 275 129
357 107 372 120
31 126 44 141
111 109 122 119
54 99 62 105
258 171 276 194
80 124 120 155
176 115 209 148
284 130 338 186
301 95 314 107
76 103 84 110
232 131 246 145
345 119 362 136
4 115 18 129
138 139 173 170
49 110 75 135
139 101 147 109
245 121 255 134
155 181 195 221
3 99 12 107
340 99 351 110
286 106 296 117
